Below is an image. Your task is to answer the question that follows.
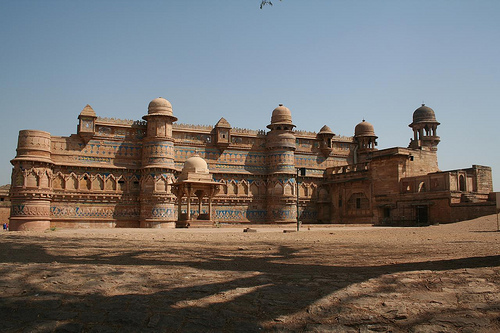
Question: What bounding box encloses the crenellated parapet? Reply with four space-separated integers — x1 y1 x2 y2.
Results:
173 123 213 131
96 117 146 127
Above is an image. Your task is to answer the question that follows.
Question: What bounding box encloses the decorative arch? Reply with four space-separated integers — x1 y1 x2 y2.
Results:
26 169 38 188
272 182 283 196
299 183 308 197
105 175 117 191
130 175 141 192
227 181 238 196
39 170 49 188
143 175 155 193
13 169 23 187
250 182 259 196
67 173 78 190
92 175 105 191
283 182 293 196
53 173 65 190
309 184 318 199
155 176 167 192
239 180 249 196
117 176 125 191
80 173 91 191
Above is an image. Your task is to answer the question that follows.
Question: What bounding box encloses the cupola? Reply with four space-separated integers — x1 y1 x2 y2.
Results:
143 97 178 139
408 104 440 150
178 154 212 182
354 120 378 152
267 104 295 130
317 125 335 157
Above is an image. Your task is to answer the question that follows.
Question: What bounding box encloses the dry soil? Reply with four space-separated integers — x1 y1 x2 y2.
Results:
1 215 500 332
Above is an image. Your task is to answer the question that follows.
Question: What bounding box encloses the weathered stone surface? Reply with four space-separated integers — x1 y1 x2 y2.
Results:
5 101 495 231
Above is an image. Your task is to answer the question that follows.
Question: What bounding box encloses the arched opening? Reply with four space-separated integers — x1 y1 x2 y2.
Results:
459 175 466 191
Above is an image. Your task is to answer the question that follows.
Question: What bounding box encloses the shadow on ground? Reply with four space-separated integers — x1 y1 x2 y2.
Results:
0 234 499 332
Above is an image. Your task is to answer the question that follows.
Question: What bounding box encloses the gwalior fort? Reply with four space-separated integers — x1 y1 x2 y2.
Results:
7 97 496 231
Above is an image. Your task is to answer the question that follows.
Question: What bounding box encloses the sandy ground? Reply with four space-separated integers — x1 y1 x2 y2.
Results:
1 216 500 332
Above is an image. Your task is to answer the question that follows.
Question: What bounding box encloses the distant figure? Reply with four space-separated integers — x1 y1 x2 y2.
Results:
2 223 6 231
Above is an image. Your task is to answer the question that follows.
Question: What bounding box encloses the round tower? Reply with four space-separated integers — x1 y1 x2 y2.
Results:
9 130 54 231
140 97 178 228
266 104 296 172
408 104 440 150
265 104 297 223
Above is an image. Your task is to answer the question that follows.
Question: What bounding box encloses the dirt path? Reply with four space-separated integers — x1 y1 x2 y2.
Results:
1 215 499 332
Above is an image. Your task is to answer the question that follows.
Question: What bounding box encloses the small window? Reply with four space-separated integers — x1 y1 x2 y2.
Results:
356 198 361 209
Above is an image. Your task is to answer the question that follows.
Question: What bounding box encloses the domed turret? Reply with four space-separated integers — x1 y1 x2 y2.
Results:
412 104 438 125
318 125 335 157
355 120 376 137
408 104 440 150
147 97 177 118
318 125 334 135
142 97 178 141
267 104 295 130
354 120 377 152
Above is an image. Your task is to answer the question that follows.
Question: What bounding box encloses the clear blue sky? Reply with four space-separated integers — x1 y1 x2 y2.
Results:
1 0 499 189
